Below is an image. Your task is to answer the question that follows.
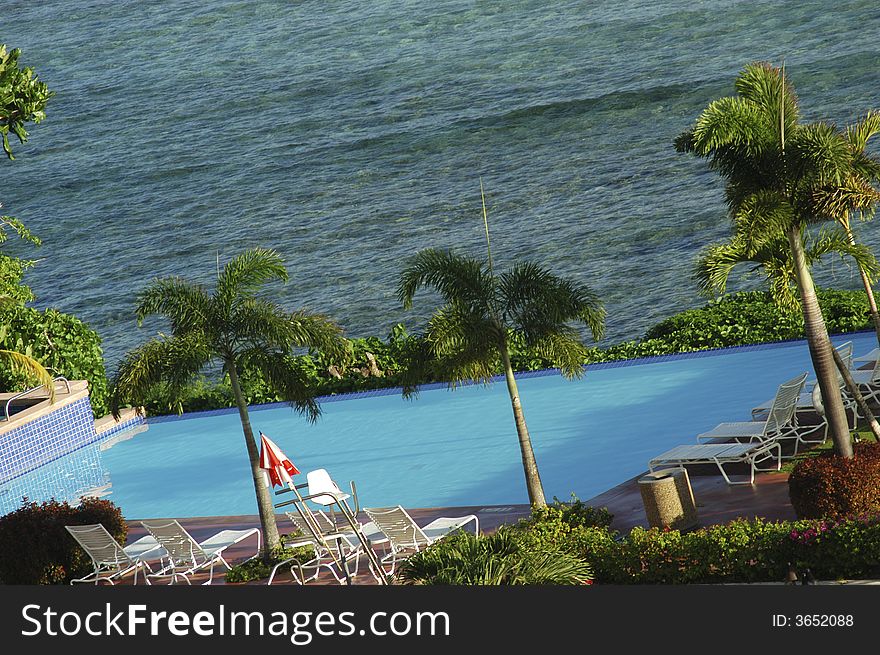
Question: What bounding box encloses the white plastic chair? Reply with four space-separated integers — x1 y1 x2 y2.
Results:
306 468 359 528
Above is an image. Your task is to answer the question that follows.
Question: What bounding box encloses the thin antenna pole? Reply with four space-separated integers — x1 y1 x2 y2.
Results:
780 59 785 152
480 177 494 275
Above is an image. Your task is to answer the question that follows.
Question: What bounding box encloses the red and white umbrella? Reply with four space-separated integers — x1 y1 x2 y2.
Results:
258 431 300 489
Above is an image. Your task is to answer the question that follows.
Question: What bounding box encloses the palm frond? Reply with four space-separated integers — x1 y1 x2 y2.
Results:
287 309 348 360
425 301 498 357
694 240 752 298
134 277 212 333
216 247 288 304
109 333 212 418
397 249 494 312
808 228 880 284
690 95 766 155
735 62 799 127
529 331 590 379
810 177 880 221
238 349 321 422
0 348 54 397
789 122 852 188
845 110 880 152
499 262 605 342
731 190 793 253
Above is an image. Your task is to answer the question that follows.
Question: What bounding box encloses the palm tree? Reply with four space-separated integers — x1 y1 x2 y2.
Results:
818 110 880 346
397 246 605 508
109 247 347 553
676 62 880 458
696 226 880 438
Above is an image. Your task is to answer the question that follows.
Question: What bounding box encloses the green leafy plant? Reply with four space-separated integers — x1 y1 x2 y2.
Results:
0 497 126 584
0 304 109 416
397 529 593 585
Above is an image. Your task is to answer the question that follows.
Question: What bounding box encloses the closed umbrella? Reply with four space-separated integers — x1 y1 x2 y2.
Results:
258 431 300 489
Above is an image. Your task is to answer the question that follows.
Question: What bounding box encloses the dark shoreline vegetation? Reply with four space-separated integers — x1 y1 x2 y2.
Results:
134 287 876 417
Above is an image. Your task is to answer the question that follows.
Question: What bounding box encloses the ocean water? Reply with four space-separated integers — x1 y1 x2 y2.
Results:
3 1 880 367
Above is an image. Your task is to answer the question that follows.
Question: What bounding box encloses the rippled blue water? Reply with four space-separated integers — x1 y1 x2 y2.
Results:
3 1 880 366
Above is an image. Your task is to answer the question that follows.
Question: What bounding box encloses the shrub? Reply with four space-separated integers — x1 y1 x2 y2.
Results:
0 497 126 584
519 495 614 531
562 516 880 584
788 443 880 519
643 289 871 351
397 529 593 585
0 305 110 417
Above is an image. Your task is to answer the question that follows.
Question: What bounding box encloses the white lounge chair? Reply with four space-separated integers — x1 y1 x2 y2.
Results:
751 342 856 425
853 347 880 365
140 519 261 585
362 505 479 578
697 372 808 448
648 441 782 485
845 356 880 405
65 523 166 585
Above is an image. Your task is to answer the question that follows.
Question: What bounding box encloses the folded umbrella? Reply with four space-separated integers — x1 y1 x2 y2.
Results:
258 431 300 489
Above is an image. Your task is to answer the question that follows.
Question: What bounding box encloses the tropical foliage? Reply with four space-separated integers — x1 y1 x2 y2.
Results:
0 305 109 415
109 247 348 553
0 44 54 395
397 247 605 507
397 529 593 585
788 442 880 519
676 62 880 457
130 288 876 417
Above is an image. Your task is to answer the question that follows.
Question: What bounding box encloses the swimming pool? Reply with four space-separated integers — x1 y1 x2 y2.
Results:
2 332 876 518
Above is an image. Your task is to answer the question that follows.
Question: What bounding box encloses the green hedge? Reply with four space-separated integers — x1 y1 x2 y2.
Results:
579 516 880 584
0 304 109 417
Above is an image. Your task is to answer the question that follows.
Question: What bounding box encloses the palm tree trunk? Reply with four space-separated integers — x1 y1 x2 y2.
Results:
843 224 880 348
227 360 282 554
788 227 854 458
499 340 546 507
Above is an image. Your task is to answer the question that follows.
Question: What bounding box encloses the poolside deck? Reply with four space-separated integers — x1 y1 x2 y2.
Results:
122 469 797 585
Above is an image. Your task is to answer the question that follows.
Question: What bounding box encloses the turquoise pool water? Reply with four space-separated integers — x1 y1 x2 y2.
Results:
1 332 875 519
